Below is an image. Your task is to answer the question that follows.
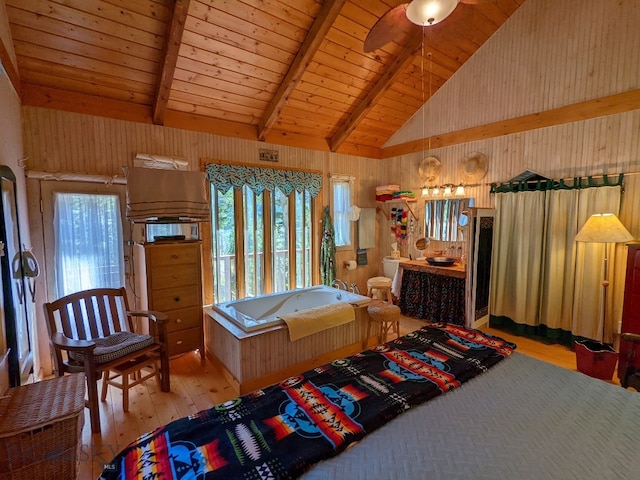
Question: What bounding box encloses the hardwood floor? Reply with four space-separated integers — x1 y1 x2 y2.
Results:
80 316 585 479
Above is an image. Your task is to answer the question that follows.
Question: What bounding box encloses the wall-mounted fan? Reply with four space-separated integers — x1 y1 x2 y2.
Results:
365 0 495 53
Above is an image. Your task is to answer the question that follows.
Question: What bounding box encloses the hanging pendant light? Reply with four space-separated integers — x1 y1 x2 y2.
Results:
406 0 459 26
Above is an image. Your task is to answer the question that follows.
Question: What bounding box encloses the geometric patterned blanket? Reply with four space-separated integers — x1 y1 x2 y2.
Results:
99 324 515 480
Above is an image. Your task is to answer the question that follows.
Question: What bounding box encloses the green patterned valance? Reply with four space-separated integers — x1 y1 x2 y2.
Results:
490 173 624 194
205 163 322 197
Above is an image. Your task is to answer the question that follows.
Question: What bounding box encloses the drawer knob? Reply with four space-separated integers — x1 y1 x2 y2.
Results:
176 318 182 324
172 254 178 259
176 340 183 345
174 296 180 302
172 275 178 279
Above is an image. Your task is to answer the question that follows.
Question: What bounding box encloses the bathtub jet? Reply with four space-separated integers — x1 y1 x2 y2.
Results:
214 285 371 332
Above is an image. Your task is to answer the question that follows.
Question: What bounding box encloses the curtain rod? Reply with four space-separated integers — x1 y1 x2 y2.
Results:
27 170 126 185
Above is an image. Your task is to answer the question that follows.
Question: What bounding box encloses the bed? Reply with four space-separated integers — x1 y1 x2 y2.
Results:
99 324 640 479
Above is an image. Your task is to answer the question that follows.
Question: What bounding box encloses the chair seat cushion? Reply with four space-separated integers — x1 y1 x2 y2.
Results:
69 331 156 365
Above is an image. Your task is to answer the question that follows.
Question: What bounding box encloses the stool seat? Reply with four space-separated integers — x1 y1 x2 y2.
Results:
367 276 393 303
366 300 401 346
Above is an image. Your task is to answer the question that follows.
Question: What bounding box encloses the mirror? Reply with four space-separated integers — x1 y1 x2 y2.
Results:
425 198 474 241
414 236 429 260
458 210 469 227
0 166 33 386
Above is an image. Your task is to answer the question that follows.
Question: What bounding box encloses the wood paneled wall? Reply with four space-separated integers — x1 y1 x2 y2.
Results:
377 0 640 281
19 0 640 375
22 107 390 304
387 0 640 148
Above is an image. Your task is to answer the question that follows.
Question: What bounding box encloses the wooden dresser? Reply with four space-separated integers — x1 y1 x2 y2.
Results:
618 242 640 385
135 241 205 364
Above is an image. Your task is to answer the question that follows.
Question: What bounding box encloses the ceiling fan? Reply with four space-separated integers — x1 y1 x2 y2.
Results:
364 0 495 53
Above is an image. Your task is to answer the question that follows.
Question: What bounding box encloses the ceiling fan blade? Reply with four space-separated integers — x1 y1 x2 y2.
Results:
364 4 413 53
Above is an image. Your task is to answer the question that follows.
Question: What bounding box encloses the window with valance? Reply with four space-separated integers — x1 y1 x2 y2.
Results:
205 163 321 302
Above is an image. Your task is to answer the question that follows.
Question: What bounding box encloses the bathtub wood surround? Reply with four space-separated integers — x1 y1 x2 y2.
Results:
204 305 373 395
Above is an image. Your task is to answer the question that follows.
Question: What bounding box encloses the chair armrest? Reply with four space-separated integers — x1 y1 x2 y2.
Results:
127 310 169 324
622 332 640 343
51 332 96 351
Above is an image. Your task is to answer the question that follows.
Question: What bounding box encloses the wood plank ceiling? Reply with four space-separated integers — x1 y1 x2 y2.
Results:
5 0 526 158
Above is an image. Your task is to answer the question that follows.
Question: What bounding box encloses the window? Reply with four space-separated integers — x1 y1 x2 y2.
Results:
331 176 353 247
53 192 125 298
206 163 320 303
211 186 237 303
210 184 313 303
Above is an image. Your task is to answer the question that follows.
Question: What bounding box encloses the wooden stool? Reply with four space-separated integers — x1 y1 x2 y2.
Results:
366 300 401 346
367 276 393 303
101 355 161 412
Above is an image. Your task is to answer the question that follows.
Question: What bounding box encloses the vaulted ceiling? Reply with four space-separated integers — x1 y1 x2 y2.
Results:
4 0 526 158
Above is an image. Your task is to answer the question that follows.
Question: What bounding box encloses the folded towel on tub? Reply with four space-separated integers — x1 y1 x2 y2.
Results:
279 302 355 341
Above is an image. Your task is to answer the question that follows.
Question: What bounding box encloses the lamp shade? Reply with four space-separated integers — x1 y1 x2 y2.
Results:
575 213 634 243
406 0 459 26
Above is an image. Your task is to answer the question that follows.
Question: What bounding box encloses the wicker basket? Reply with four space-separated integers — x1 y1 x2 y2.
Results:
0 373 85 480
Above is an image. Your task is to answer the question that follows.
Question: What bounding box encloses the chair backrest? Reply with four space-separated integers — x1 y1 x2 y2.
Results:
45 287 133 341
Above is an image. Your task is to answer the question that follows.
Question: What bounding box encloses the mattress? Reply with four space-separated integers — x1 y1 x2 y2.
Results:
302 352 640 479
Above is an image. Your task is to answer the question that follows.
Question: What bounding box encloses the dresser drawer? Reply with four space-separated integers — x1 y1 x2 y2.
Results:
148 243 200 267
167 327 202 356
150 264 200 290
164 306 202 334
151 284 201 311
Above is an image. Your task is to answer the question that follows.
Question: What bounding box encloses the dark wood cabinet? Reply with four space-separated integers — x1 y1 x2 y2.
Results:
617 242 640 384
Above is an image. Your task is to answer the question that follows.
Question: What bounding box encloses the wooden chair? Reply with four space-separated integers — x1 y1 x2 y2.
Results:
44 287 170 433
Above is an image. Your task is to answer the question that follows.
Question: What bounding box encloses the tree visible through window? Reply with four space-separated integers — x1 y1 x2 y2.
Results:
53 192 125 298
210 184 313 303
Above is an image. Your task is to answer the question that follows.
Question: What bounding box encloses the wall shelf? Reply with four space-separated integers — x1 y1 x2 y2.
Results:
376 199 418 221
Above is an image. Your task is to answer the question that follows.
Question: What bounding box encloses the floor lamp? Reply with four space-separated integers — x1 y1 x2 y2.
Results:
574 213 633 379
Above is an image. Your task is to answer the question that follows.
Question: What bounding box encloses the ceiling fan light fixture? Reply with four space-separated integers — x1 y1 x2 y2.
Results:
406 0 459 26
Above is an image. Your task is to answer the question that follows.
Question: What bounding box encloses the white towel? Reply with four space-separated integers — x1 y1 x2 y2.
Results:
279 302 355 341
392 267 403 298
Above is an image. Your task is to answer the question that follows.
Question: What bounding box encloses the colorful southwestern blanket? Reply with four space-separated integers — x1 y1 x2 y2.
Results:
100 324 515 480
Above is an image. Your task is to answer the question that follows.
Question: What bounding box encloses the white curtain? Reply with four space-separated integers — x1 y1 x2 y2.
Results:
54 193 125 298
490 191 546 327
491 185 622 341
331 178 352 247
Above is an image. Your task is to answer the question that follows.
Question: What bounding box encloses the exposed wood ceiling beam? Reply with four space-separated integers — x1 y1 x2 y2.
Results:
329 30 423 152
382 88 640 158
22 85 153 123
257 0 347 141
0 35 20 99
153 0 190 125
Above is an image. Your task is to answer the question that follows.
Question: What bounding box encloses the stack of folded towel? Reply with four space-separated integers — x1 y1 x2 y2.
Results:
391 190 416 201
375 185 417 203
375 184 400 202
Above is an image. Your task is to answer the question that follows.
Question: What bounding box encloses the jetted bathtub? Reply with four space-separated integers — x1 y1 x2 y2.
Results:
214 285 371 332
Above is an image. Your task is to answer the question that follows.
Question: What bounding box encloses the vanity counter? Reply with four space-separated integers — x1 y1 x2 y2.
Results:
399 259 466 279
398 260 466 325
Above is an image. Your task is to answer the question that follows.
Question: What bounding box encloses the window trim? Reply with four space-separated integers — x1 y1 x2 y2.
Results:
330 175 354 250
208 183 317 303
40 181 131 302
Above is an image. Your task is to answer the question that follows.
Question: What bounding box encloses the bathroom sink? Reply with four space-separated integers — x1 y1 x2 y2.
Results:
426 256 457 267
